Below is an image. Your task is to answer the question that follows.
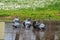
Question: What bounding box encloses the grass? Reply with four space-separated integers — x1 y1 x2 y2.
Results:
0 0 60 22
0 8 60 22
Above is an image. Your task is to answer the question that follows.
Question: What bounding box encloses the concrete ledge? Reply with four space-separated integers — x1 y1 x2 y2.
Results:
0 22 5 39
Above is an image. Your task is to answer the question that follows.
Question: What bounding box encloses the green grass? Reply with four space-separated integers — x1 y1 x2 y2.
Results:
0 9 60 21
0 0 60 22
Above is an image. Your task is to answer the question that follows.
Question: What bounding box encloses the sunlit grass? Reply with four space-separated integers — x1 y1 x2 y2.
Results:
0 9 60 21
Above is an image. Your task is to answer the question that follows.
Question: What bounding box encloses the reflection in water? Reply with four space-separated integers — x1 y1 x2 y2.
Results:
5 23 45 40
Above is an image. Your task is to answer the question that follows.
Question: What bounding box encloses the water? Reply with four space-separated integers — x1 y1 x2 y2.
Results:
5 22 60 40
5 22 36 40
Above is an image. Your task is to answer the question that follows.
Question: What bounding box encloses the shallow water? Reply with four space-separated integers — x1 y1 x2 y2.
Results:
5 22 36 40
5 22 59 40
